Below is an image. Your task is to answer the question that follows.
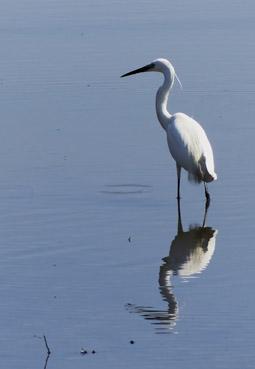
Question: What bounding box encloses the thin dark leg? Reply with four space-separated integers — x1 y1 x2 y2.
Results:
202 198 210 227
177 196 183 234
176 164 181 200
204 182 210 209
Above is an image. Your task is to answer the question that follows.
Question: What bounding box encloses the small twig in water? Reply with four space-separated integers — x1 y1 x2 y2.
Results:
43 335 51 355
43 353 50 369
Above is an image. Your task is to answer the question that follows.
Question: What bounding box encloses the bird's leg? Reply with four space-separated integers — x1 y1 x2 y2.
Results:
177 196 183 233
202 197 210 228
176 164 181 200
204 182 210 209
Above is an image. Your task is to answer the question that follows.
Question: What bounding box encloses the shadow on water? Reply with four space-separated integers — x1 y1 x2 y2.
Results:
126 200 218 334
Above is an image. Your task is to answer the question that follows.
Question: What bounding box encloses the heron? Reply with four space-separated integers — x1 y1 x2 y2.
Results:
121 58 217 205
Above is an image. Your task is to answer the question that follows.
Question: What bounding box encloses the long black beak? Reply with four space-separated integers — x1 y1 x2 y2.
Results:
121 63 154 78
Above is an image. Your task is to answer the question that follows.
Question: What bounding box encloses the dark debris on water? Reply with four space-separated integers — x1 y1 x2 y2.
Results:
80 348 96 355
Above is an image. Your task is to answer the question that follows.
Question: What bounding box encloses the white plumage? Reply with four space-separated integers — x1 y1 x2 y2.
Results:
121 58 217 202
167 112 217 183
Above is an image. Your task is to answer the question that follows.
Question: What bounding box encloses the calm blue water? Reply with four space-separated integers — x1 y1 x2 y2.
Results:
0 0 254 368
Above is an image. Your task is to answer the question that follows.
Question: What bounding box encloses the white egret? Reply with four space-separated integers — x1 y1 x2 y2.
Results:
121 58 217 204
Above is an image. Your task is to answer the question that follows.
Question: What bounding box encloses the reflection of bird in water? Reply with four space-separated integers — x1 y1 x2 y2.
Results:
163 200 217 278
126 201 217 333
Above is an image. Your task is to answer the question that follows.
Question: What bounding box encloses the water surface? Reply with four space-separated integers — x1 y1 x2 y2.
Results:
0 0 255 368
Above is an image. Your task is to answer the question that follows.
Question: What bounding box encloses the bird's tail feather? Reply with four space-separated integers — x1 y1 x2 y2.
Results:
188 156 217 183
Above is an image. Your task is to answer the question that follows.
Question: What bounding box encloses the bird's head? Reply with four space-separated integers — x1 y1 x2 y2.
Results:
121 58 182 88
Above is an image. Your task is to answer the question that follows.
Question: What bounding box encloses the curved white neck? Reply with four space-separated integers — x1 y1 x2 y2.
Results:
156 69 174 131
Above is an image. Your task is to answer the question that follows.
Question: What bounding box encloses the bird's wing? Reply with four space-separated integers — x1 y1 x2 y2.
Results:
167 113 217 182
